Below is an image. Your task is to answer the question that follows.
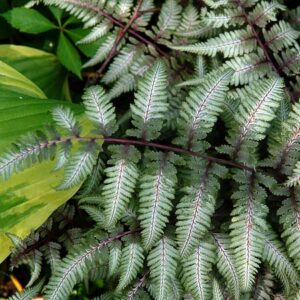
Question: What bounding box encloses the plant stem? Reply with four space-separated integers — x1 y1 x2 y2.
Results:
235 0 296 103
90 0 145 84
102 137 255 172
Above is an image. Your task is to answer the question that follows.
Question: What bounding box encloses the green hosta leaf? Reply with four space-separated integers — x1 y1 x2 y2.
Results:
0 63 91 263
0 45 68 99
57 33 82 78
0 60 46 99
2 7 56 34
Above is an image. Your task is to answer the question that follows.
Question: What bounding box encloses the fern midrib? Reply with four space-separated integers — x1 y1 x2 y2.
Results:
265 239 297 279
123 244 138 288
233 79 278 158
251 2 278 24
106 159 126 226
187 72 229 149
195 246 205 299
158 237 167 300
214 236 239 293
62 151 91 187
180 163 211 256
266 28 295 46
235 59 268 74
48 230 137 300
208 35 255 49
141 64 161 139
145 158 166 249
89 89 108 135
275 126 300 170
244 177 255 289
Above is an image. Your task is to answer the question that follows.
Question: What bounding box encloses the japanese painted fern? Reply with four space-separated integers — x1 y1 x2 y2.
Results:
4 0 300 299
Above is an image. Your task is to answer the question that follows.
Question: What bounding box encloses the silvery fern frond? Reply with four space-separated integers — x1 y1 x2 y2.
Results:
213 234 240 300
82 85 117 135
171 29 256 58
181 239 216 300
147 235 178 300
263 229 299 290
58 142 98 190
101 145 140 228
176 160 227 257
0 132 56 180
248 1 285 28
230 171 268 292
117 240 144 291
138 152 177 250
263 21 299 53
128 60 168 141
77 20 112 44
52 106 80 136
175 68 232 150
278 189 300 272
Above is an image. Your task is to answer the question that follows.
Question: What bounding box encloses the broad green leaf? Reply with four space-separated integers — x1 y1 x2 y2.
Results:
57 33 82 78
66 28 106 58
0 45 68 99
0 64 94 263
2 7 56 34
0 60 46 99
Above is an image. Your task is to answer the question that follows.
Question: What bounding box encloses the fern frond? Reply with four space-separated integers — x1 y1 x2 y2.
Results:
41 0 101 25
138 152 177 250
263 229 299 290
78 20 112 44
267 102 300 173
42 242 61 273
212 278 225 300
286 161 300 186
227 77 283 163
108 240 122 277
152 0 182 40
117 240 144 291
230 171 268 292
82 32 117 68
0 132 57 180
263 21 299 53
107 73 136 100
58 143 98 190
102 145 140 228
176 68 232 150
52 106 80 135
44 231 123 300
181 239 216 300
102 46 139 84
82 85 117 135
202 0 229 8
147 235 178 300
226 51 271 86
252 270 275 300
174 5 201 38
171 29 256 58
128 60 168 141
201 8 244 28
249 1 286 28
213 234 240 299
176 161 225 257
278 189 300 271
276 47 300 76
